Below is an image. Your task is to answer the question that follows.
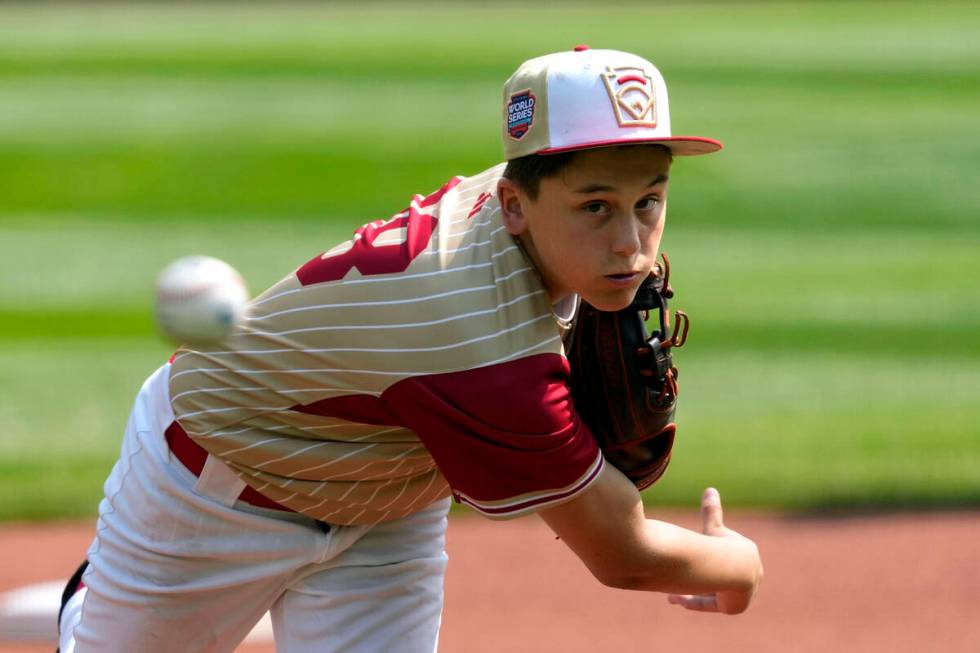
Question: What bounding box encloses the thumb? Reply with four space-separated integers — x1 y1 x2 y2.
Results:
701 487 724 534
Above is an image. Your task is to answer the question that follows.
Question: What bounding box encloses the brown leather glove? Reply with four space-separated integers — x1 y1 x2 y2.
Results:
566 254 690 490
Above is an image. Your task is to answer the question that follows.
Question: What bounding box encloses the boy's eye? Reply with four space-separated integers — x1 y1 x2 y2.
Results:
584 202 608 215
636 197 660 211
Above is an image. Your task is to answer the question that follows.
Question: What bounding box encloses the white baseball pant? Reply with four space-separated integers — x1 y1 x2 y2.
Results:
59 364 451 652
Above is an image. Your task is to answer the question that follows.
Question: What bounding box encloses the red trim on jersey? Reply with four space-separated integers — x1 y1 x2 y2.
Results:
455 454 603 516
383 354 599 511
168 351 178 364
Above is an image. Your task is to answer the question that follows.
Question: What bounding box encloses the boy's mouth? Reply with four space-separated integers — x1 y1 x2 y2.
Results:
605 272 639 284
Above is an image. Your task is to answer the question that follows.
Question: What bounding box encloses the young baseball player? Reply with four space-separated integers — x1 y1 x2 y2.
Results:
58 47 762 652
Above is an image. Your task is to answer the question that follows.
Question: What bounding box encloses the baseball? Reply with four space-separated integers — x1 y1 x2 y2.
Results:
154 255 249 347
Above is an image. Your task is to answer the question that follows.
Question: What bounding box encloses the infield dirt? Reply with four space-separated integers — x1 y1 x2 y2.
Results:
1 510 976 653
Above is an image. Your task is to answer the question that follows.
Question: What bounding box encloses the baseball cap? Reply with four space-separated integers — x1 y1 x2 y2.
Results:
502 46 722 160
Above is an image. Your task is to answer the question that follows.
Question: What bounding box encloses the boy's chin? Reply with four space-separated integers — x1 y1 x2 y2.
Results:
580 290 637 312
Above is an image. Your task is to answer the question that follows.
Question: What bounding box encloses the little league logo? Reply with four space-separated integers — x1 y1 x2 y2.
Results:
507 90 536 140
602 67 657 127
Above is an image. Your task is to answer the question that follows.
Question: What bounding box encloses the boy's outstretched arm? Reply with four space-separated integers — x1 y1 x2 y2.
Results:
538 463 763 614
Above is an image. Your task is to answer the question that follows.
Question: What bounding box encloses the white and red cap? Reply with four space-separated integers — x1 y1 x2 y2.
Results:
502 46 722 160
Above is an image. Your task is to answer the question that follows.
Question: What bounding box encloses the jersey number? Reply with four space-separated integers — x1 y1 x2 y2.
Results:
296 177 462 286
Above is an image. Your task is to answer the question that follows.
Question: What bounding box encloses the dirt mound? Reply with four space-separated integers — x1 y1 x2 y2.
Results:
1 510 976 652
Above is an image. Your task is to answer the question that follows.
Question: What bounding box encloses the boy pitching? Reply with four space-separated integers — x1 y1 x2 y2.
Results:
58 47 762 652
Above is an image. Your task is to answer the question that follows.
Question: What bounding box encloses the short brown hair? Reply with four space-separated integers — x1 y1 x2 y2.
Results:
502 152 577 201
502 144 672 200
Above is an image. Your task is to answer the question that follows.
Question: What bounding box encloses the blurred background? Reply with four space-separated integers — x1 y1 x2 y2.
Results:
0 1 977 521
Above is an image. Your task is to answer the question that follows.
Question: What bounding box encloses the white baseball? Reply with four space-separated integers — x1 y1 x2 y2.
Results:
155 255 249 347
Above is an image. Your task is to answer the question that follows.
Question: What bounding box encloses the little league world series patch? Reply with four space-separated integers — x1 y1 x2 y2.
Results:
507 90 536 140
602 66 657 128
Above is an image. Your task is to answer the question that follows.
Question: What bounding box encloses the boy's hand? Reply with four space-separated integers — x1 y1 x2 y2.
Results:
667 487 763 614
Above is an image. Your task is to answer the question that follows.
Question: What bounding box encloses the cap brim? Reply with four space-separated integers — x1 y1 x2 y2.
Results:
537 135 723 157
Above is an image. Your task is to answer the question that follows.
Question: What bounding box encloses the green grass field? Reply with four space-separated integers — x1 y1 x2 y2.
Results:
1 2 978 520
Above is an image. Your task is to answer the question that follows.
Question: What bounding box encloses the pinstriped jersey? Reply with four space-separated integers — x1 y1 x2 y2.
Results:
169 163 602 526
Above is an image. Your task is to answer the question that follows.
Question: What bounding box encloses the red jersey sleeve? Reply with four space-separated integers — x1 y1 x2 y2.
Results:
382 353 603 518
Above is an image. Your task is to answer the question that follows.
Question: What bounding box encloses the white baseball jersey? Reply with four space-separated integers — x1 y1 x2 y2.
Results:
169 164 603 526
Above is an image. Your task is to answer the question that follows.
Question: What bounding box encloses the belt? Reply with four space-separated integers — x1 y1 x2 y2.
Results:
165 421 295 513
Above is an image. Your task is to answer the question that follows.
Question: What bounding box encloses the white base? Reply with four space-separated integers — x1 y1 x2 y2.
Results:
0 581 273 644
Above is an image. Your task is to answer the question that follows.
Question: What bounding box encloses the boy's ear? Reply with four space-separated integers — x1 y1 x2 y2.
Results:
497 178 528 236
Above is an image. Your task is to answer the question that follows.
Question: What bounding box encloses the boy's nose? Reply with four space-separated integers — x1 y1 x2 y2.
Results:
610 216 641 257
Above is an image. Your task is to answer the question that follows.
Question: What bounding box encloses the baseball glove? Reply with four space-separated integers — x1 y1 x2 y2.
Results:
566 253 689 491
